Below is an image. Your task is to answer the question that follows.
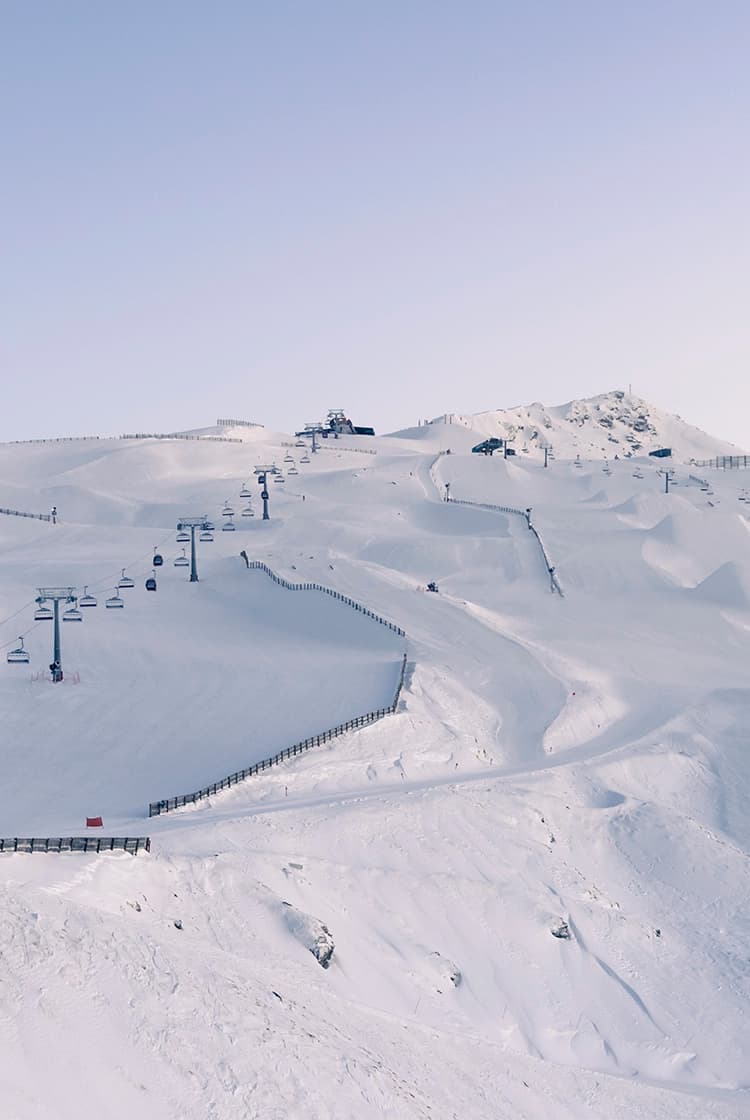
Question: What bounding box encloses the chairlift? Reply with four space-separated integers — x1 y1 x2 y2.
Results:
145 573 157 591
288 466 299 475
273 474 285 484
222 519 236 531
204 521 215 532
295 440 305 448
7 638 30 664
222 507 235 518
240 486 252 499
79 586 97 608
199 530 214 541
34 601 53 622
176 530 190 543
300 454 310 464
105 589 124 609
153 551 164 567
62 602 83 622
118 568 135 589
241 505 255 517
174 549 189 567
284 453 294 463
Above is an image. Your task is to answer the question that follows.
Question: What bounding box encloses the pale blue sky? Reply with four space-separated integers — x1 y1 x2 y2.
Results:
2 2 748 443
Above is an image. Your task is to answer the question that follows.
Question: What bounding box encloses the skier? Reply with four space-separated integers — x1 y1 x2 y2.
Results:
50 506 57 524
240 549 249 568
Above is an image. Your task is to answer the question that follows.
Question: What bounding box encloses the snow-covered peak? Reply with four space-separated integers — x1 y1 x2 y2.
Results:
433 390 744 461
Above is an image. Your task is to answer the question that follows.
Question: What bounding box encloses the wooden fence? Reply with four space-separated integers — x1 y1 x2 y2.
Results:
149 653 408 816
0 836 150 854
247 561 406 635
0 506 52 522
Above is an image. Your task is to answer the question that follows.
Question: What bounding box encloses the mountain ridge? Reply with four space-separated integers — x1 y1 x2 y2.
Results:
423 390 745 461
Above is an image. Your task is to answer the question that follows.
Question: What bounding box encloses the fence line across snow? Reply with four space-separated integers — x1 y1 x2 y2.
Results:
445 497 564 596
429 452 562 592
246 561 406 634
0 836 150 854
0 506 52 522
149 653 408 816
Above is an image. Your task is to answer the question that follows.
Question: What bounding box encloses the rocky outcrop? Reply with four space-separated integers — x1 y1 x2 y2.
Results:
281 902 335 969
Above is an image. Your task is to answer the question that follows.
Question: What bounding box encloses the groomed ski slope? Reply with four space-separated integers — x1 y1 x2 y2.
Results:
0 423 749 1120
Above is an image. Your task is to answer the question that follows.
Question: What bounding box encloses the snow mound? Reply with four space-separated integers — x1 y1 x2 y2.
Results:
692 562 750 608
648 515 677 542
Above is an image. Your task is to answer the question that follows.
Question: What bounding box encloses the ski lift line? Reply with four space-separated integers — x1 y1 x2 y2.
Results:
0 597 38 631
0 617 48 651
81 526 179 594
0 524 180 641
0 523 180 644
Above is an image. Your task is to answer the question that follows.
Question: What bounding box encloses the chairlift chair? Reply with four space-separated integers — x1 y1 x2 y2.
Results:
288 466 299 475
118 569 135 589
79 586 97 607
62 600 83 622
239 486 252 499
105 590 124 609
34 601 53 622
284 453 294 463
174 549 189 567
295 440 305 448
199 530 214 541
241 505 254 517
222 519 236 531
222 507 235 518
176 530 190 543
7 638 30 664
273 474 285 484
204 521 215 531
145 573 157 591
300 454 310 464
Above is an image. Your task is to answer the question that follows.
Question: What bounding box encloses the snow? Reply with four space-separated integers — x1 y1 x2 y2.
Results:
1 404 749 1119
420 389 747 462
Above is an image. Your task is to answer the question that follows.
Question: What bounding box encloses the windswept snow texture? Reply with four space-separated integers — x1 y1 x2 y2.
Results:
1 416 750 1120
421 388 746 461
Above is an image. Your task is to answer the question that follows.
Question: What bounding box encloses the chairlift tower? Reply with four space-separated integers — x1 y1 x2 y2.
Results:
295 422 326 454
35 586 79 682
176 517 213 581
254 466 276 520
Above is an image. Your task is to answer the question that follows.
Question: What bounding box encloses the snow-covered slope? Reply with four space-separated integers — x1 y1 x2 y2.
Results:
426 390 744 461
1 422 749 1119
